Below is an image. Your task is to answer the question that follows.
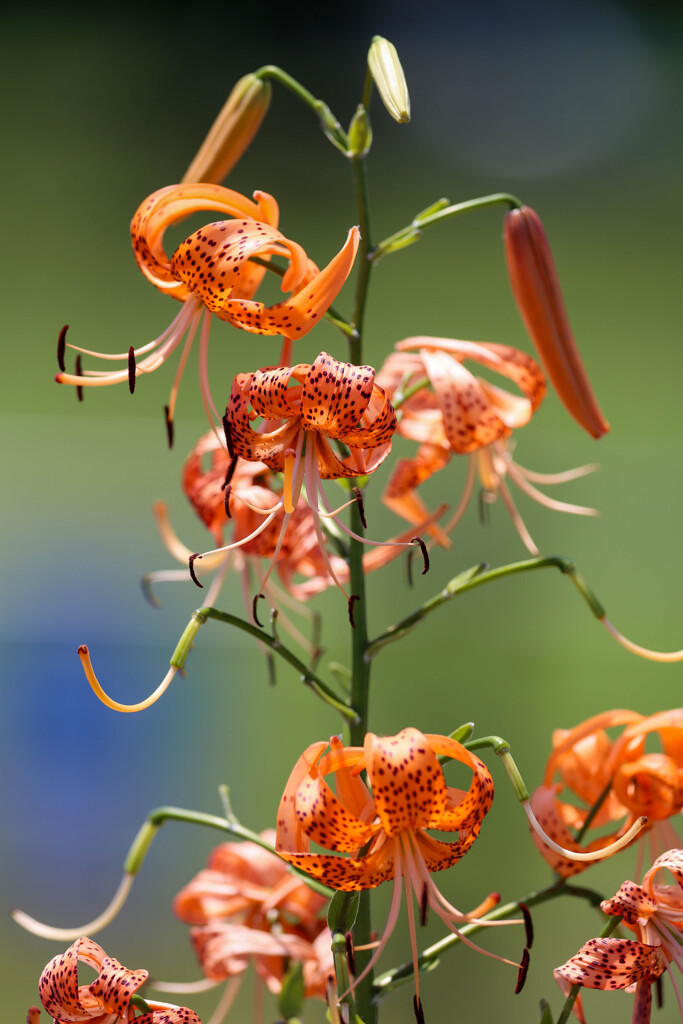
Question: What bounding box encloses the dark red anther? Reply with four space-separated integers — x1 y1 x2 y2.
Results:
419 885 429 927
519 902 533 948
222 456 239 490
222 415 234 458
656 974 664 1009
252 592 265 626
514 947 530 994
352 486 367 529
188 553 204 588
164 405 174 449
75 355 83 403
344 932 356 976
224 484 232 519
127 346 136 394
413 995 426 1024
411 537 429 575
347 595 360 628
57 325 68 371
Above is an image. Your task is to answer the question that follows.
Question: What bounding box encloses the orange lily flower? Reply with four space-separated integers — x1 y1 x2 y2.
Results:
55 183 359 441
504 205 610 439
38 936 200 1023
555 848 683 1024
530 709 683 877
276 729 529 1005
378 338 598 554
192 352 427 620
153 833 330 1017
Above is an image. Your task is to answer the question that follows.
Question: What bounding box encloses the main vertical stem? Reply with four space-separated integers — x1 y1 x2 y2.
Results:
348 128 377 1024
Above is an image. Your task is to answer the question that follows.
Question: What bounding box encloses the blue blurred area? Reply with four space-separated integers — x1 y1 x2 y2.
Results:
3 2 683 1021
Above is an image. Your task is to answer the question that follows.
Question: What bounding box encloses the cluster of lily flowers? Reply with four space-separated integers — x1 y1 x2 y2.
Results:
22 36 683 1024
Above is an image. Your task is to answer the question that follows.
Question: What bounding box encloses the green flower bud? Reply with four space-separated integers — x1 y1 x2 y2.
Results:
367 35 410 124
347 104 373 157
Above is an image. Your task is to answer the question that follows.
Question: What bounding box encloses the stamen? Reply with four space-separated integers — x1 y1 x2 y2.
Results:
524 799 648 859
411 537 429 575
128 346 136 394
189 553 204 588
222 415 234 457
75 355 83 402
419 885 429 927
164 404 174 449
519 903 534 948
224 483 232 519
57 325 68 371
78 645 178 712
413 994 426 1024
514 947 530 994
602 617 683 663
353 487 367 529
253 592 265 627
149 979 221 995
223 457 239 490
283 449 296 513
348 595 360 628
345 932 356 976
12 872 134 940
656 973 664 1009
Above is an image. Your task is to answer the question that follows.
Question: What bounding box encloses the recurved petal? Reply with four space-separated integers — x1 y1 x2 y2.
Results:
276 741 329 855
301 352 375 436
39 938 95 1022
249 364 307 419
612 753 683 820
341 383 397 449
316 735 372 821
554 937 657 991
601 881 657 925
643 847 683 892
365 728 449 836
225 373 299 468
413 826 483 873
383 445 452 546
294 769 379 853
277 833 397 892
87 954 148 1017
421 349 509 453
424 735 495 832
191 921 316 982
135 1009 202 1024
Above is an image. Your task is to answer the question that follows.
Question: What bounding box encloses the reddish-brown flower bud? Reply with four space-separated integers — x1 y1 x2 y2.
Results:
504 205 610 439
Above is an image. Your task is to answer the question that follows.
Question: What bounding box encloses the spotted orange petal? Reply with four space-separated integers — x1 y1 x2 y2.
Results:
601 881 657 925
555 936 657 991
424 735 495 832
277 833 398 892
293 767 379 853
365 728 449 837
249 364 307 420
135 1010 202 1024
276 741 329 855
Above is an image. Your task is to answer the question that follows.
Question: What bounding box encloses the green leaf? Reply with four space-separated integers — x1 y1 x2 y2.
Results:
327 890 360 933
278 961 305 1020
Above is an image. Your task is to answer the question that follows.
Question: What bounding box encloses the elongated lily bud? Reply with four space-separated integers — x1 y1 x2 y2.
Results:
504 206 610 439
183 73 272 185
367 36 410 124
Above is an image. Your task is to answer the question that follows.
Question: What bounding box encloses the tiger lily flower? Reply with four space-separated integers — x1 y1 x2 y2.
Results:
555 848 683 1024
151 833 330 1018
55 183 359 440
38 936 201 1023
504 205 610 439
276 729 529 1006
378 338 598 554
193 351 427 620
530 709 683 877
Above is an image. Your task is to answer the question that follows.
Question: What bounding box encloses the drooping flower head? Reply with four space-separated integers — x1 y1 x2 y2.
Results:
55 183 359 441
161 833 331 1014
555 848 683 1024
38 936 201 1023
276 729 529 1005
378 337 598 554
190 352 427 621
530 709 683 877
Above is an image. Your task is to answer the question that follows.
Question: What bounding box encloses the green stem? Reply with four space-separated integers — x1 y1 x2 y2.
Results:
366 556 606 657
373 879 606 997
178 607 356 723
465 735 530 802
122 805 332 897
254 65 348 152
346 124 376 1024
372 192 523 260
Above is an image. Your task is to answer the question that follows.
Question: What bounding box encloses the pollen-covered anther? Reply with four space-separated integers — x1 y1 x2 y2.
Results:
57 325 68 372
189 553 204 588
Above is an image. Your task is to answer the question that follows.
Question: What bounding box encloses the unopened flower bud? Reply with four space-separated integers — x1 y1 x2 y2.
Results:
182 73 272 185
347 104 373 157
504 205 609 439
367 35 411 124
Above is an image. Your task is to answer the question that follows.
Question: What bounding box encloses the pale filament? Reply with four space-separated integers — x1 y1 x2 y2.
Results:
166 310 202 424
12 873 134 940
66 299 196 361
442 456 477 535
513 462 599 485
149 978 221 994
493 476 539 556
206 978 243 1024
505 461 598 517
524 800 648 859
78 645 178 713
602 618 683 663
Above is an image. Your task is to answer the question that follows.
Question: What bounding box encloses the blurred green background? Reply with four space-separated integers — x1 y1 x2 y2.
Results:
3 1 683 1021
